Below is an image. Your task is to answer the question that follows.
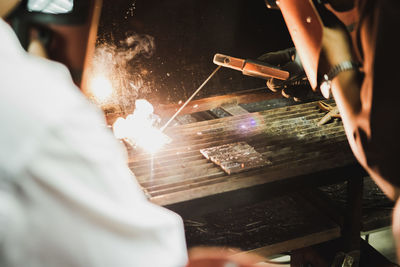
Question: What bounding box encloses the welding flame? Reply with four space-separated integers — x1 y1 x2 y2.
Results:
112 99 171 153
89 75 114 102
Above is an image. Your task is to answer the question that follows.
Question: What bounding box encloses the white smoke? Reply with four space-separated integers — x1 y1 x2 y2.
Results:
89 34 156 113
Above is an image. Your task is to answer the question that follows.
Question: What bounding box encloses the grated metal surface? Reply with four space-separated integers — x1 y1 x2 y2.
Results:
127 100 355 205
200 141 271 174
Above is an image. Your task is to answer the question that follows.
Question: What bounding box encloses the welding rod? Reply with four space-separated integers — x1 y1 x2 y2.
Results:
160 65 221 132
213 53 289 80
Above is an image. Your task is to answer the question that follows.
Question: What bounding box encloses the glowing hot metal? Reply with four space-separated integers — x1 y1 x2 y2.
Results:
112 99 171 153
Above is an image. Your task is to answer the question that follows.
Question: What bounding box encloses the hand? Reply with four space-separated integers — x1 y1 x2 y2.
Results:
258 48 312 101
186 247 272 267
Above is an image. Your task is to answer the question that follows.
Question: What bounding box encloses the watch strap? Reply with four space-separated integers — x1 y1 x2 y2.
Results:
320 61 361 99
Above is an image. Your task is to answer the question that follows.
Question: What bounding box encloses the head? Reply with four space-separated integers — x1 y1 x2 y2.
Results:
3 0 100 87
0 0 21 18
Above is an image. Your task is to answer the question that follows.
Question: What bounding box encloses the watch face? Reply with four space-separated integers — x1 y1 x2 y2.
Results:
320 80 332 99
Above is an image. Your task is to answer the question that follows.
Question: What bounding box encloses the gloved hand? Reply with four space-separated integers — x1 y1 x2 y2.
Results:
258 47 312 101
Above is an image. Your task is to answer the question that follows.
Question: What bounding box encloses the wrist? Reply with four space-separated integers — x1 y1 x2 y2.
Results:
320 61 361 98
331 68 360 90
330 67 363 120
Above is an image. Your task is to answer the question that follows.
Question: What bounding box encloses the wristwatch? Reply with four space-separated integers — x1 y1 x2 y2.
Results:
320 61 361 99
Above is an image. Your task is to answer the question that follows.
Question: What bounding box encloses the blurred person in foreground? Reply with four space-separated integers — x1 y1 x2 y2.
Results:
261 0 400 262
0 1 188 266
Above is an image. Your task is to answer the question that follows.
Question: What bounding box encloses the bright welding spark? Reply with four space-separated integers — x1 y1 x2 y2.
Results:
134 99 154 118
89 75 113 102
112 99 171 153
112 117 128 139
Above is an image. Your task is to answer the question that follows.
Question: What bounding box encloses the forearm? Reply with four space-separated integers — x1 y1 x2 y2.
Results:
331 69 362 152
320 23 364 160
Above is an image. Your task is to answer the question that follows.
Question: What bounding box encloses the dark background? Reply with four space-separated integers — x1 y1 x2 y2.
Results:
97 0 292 104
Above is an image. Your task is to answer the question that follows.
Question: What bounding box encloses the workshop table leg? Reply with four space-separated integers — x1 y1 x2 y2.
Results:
291 173 364 267
341 174 364 265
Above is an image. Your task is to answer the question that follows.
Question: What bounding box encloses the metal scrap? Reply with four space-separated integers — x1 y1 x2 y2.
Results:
200 142 271 174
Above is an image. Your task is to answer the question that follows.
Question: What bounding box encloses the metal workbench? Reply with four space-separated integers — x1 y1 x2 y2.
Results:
121 97 368 259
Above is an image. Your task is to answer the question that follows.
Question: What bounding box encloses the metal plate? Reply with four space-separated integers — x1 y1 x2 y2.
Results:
200 142 271 174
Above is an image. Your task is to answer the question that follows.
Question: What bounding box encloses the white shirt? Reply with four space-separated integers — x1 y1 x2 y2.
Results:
0 19 187 267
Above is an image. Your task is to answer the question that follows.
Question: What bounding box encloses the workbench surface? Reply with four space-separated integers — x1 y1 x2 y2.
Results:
127 100 358 206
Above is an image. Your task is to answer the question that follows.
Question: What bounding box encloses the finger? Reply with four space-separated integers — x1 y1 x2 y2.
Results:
266 78 283 92
281 86 298 99
281 87 291 98
291 86 311 102
282 84 313 101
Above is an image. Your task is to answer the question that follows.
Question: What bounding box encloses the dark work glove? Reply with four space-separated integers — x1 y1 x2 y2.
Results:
258 48 312 101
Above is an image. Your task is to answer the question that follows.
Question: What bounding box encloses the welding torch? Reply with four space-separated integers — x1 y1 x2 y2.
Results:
213 53 290 81
161 54 290 132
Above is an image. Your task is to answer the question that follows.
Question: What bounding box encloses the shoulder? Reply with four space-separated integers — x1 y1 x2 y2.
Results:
0 51 106 175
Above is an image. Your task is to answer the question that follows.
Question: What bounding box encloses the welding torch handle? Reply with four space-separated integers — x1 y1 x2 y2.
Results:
213 53 290 81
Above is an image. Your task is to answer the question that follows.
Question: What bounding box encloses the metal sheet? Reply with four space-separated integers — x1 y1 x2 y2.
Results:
200 142 271 174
